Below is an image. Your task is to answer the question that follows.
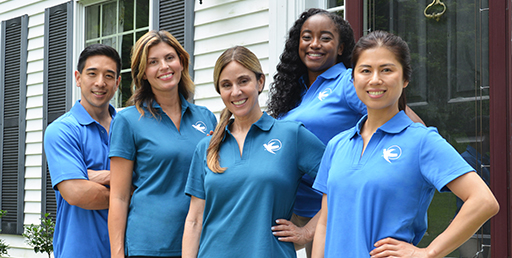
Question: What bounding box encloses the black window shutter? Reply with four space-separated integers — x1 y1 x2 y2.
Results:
0 14 28 235
42 1 73 220
154 0 194 76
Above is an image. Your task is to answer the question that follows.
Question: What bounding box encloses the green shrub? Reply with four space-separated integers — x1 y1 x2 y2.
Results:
23 213 54 258
0 210 9 257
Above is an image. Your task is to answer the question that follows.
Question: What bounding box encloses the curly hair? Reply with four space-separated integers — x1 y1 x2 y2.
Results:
267 8 355 118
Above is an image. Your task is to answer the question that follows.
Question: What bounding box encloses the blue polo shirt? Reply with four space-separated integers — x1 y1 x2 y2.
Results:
109 95 216 257
280 62 367 217
313 111 473 257
185 113 325 258
44 100 115 258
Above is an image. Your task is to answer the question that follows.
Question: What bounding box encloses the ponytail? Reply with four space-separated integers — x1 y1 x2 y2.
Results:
398 90 407 112
206 108 232 173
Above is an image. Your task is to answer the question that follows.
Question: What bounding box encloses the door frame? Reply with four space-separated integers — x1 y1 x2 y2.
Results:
488 1 511 257
346 1 512 257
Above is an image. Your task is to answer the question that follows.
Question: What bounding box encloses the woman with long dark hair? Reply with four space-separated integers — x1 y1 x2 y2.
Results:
312 31 498 258
268 9 423 257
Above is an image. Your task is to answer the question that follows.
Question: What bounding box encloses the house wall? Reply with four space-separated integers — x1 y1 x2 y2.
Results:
0 0 67 257
192 0 271 115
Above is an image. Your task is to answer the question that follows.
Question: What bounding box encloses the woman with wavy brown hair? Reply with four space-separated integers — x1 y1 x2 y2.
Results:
109 30 217 258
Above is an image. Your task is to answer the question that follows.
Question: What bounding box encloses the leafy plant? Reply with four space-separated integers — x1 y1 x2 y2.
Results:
0 210 10 257
23 213 54 258
0 239 8 257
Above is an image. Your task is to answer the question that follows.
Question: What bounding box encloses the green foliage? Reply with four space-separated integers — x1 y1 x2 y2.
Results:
0 210 10 257
23 213 55 258
0 240 8 257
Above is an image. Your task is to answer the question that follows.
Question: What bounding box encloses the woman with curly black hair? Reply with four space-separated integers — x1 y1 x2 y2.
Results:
268 9 422 258
267 8 356 119
268 9 365 258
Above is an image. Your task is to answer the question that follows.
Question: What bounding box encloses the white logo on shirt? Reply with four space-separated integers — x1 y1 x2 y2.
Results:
318 88 333 101
264 139 282 154
382 145 402 163
192 121 207 134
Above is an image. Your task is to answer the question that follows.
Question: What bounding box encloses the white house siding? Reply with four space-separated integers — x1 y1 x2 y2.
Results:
192 0 271 115
0 0 67 257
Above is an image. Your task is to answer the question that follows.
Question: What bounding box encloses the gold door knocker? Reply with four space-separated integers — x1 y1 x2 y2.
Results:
424 0 447 21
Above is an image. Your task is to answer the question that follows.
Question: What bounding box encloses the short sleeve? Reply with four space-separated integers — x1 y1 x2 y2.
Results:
185 139 209 199
296 125 326 179
44 121 88 189
109 112 136 160
419 128 474 192
312 137 337 194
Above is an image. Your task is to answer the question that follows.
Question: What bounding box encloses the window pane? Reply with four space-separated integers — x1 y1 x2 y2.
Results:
328 0 344 8
122 0 134 31
85 5 100 40
102 2 117 37
120 72 133 107
86 40 100 46
334 10 344 17
119 34 134 70
136 30 148 42
136 0 150 28
102 36 117 49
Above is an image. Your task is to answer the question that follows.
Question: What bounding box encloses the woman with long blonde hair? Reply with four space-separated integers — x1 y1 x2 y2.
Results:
182 46 325 258
109 30 217 258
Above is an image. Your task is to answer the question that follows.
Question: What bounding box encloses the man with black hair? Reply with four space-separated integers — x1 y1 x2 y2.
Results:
44 44 121 258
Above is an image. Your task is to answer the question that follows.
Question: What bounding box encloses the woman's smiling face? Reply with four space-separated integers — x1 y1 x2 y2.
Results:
144 41 183 95
298 14 343 79
218 61 264 121
353 46 409 114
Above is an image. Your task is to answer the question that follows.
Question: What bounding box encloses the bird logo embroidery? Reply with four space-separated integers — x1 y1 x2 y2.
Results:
264 139 282 154
192 121 207 134
382 145 402 163
318 88 332 101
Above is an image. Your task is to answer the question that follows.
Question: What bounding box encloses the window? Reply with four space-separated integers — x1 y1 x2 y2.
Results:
85 0 150 107
327 0 345 17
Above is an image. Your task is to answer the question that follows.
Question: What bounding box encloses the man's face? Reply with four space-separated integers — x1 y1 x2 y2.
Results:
75 55 120 113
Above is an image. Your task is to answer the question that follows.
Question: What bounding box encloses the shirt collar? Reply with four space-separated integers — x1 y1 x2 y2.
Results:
222 112 275 141
320 62 348 80
71 100 116 126
352 110 412 138
142 93 191 115
299 62 348 93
